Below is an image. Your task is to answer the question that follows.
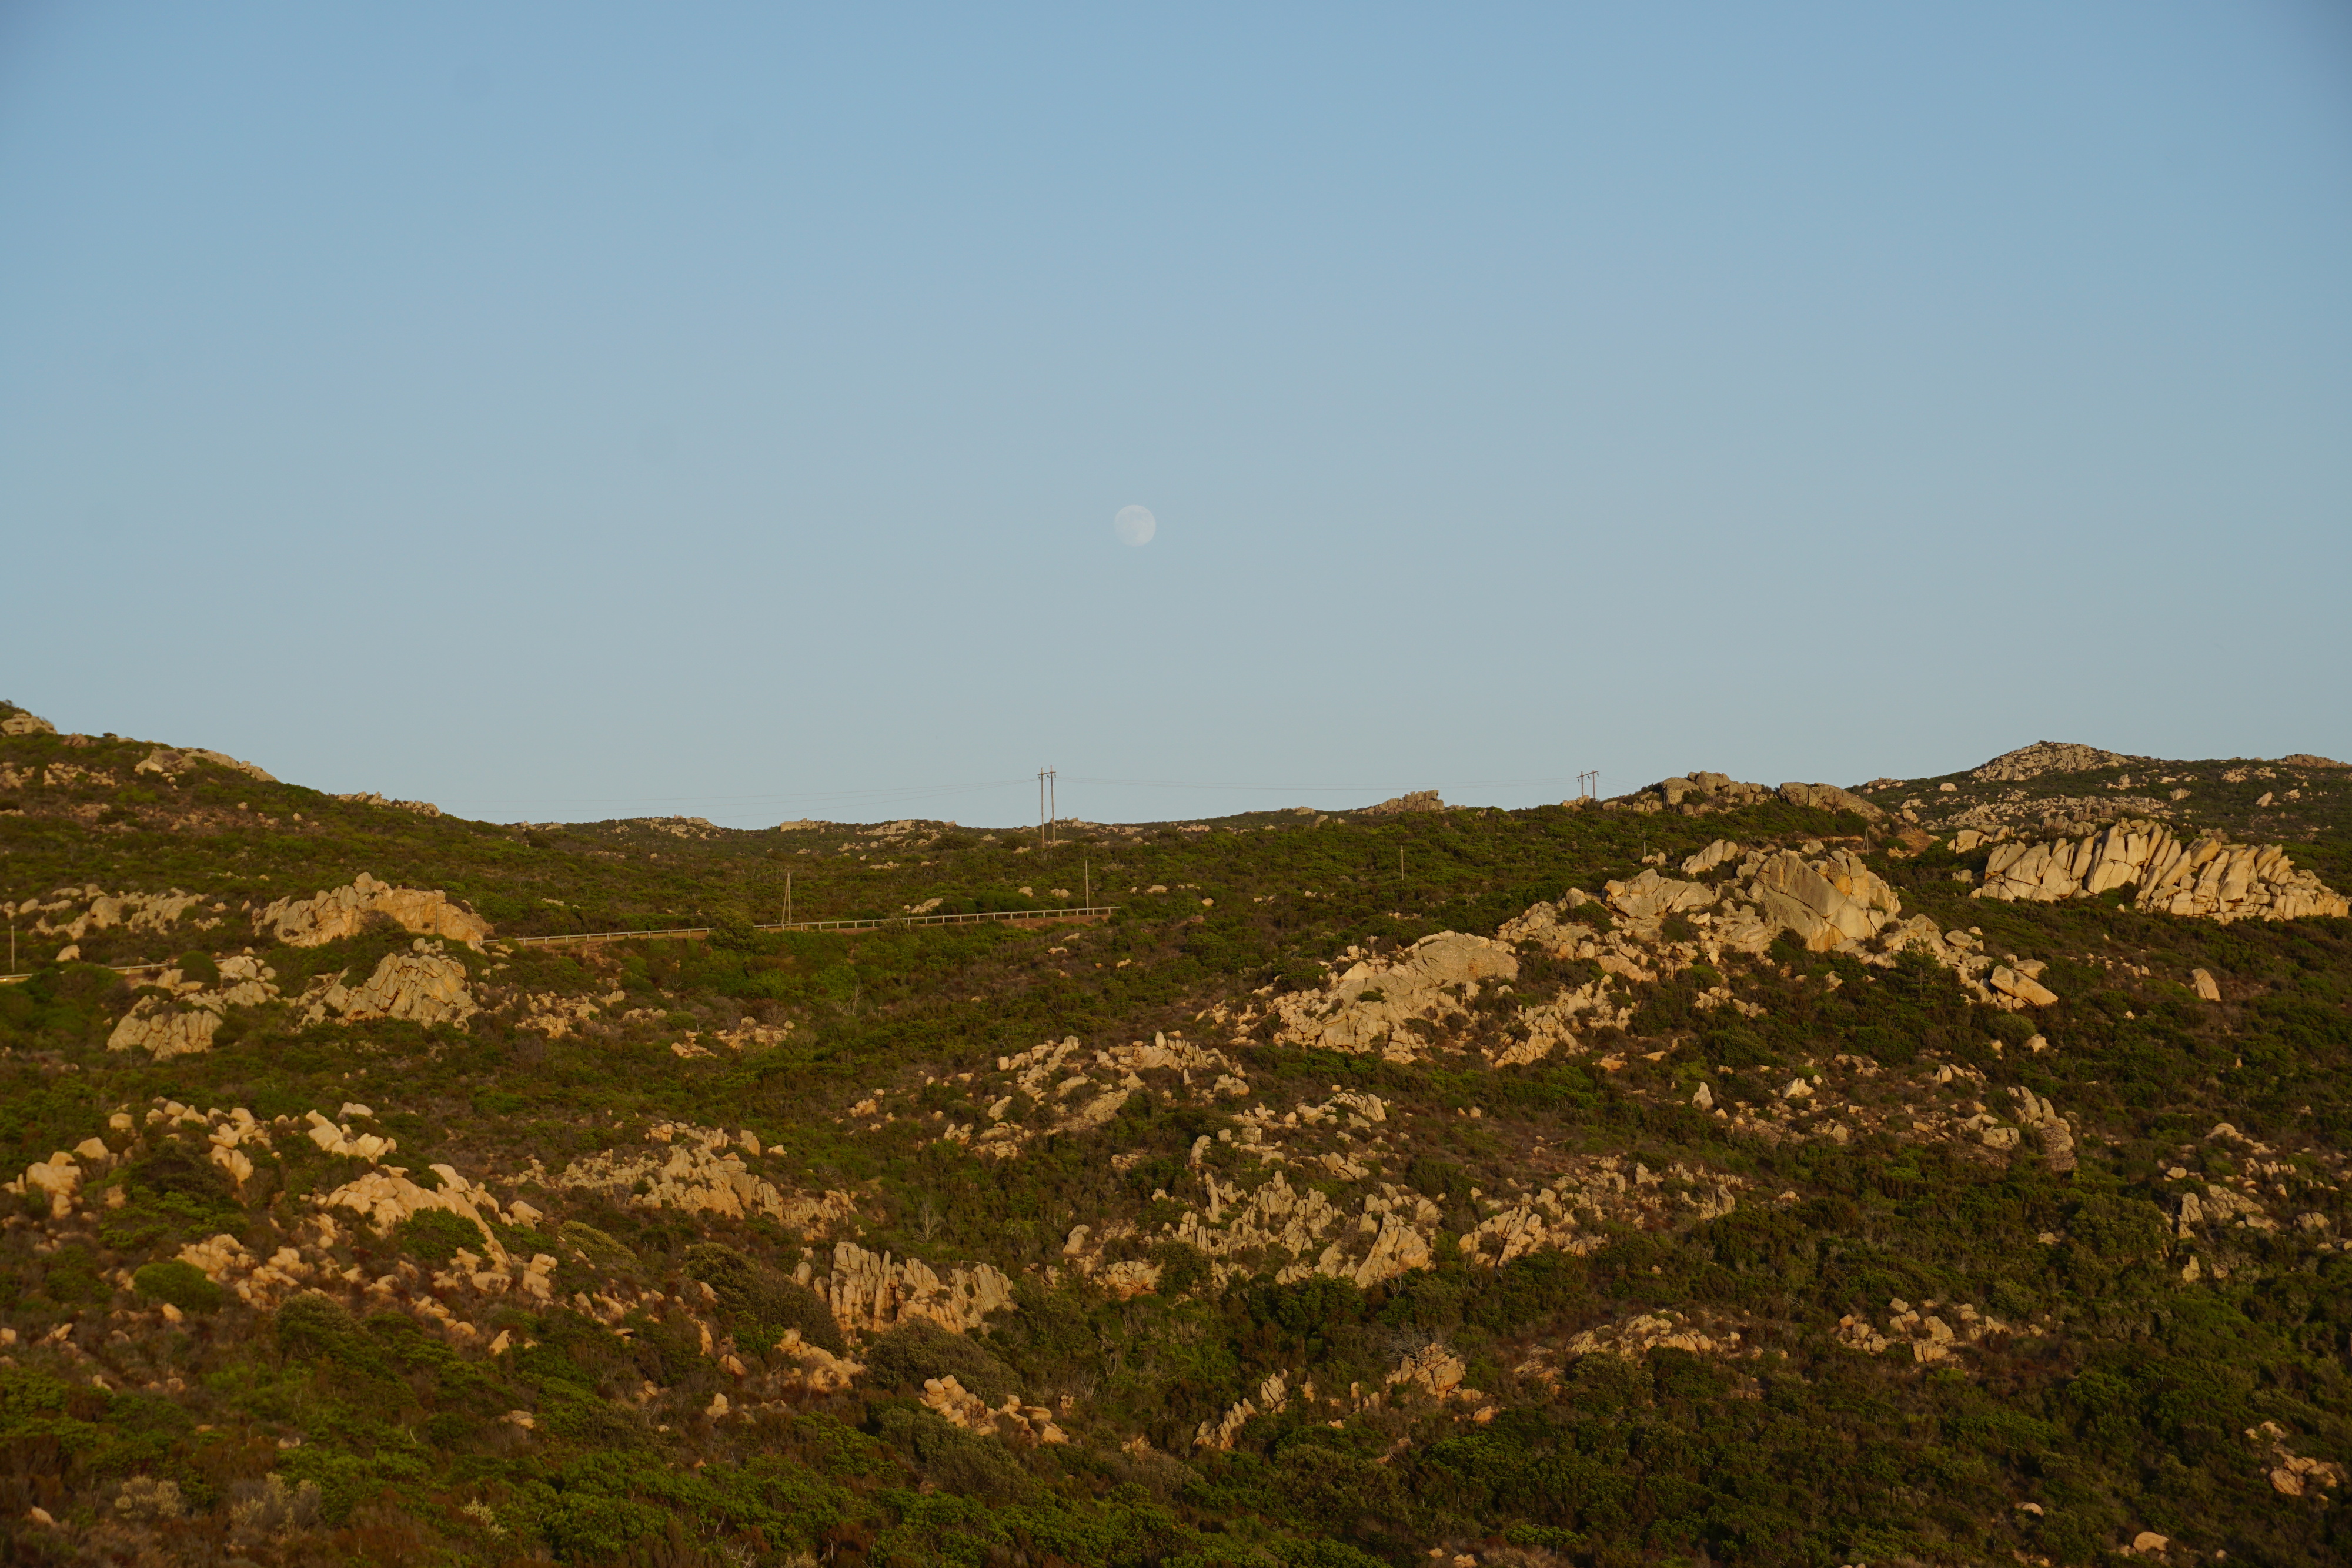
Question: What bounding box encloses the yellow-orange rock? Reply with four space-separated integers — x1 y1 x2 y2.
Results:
256 873 492 947
300 948 477 1028
1976 822 2347 922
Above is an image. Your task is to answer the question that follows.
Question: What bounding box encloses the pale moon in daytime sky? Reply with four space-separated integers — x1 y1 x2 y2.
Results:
1114 504 1156 547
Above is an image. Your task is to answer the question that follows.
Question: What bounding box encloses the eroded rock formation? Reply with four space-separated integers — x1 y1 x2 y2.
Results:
256 873 492 948
918 1375 1068 1445
1195 1372 1291 1450
26 888 213 942
1975 821 2347 921
106 955 279 1059
804 1242 1015 1335
1835 1297 2012 1362
1566 1310 1743 1360
1260 932 1518 1062
556 1124 858 1233
1776 782 1887 820
1971 741 2142 782
1363 790 1446 815
314 1162 511 1267
1619 772 1884 820
1458 1159 1743 1268
134 747 276 783
299 946 478 1028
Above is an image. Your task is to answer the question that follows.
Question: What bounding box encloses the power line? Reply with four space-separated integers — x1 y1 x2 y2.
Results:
420 772 1601 817
1063 775 1582 793
435 777 1035 806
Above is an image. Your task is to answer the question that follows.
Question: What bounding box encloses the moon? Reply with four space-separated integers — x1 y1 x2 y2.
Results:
1114 504 1156 547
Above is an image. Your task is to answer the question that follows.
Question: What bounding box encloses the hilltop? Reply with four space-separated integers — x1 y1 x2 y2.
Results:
1 700 2348 1567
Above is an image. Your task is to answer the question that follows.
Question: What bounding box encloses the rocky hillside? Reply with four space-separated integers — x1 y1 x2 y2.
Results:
2 701 2348 1567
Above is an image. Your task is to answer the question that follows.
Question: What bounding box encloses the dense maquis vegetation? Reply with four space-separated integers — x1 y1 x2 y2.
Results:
0 708 2347 1566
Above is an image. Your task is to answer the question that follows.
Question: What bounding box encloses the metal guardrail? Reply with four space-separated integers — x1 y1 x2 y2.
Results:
0 907 1124 972
507 904 1120 948
0 959 177 987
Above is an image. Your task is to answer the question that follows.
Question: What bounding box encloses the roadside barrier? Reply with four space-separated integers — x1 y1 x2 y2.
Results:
508 904 1119 948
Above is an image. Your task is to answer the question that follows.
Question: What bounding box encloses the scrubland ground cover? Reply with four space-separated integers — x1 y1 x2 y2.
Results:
0 710 2347 1566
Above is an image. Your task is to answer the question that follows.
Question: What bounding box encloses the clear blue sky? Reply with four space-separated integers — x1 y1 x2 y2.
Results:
4 3 2347 827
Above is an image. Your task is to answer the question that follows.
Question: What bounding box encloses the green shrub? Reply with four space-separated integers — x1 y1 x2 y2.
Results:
276 1290 362 1362
707 905 759 951
873 1404 1034 1502
1240 1275 1368 1344
1148 1241 1209 1297
560 1220 638 1274
681 1242 844 1355
391 1208 490 1265
121 1144 239 1215
97 1144 242 1254
861 1319 1017 1405
540 1384 653 1448
1404 1155 1474 1206
1701 1024 1780 1069
37 1245 106 1306
2068 1195 2170 1264
131 1259 222 1313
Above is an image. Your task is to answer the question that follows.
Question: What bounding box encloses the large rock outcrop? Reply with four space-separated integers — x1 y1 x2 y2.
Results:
1622 772 1773 814
256 874 491 948
556 1123 858 1233
1618 773 1883 821
1663 772 1773 808
1245 841 1907 1069
108 1002 223 1061
1596 843 1899 955
107 955 280 1059
1602 868 1718 921
299 946 478 1028
29 888 211 941
1262 932 1518 1062
1195 1373 1292 1450
1835 1299 2014 1363
1748 848 1901 950
804 1242 1015 1335
315 1162 510 1266
1458 1159 1743 1268
1152 1172 1445 1292
1775 782 1887 821
1971 741 2141 783
133 747 275 783
327 791 442 817
1363 790 1446 815
1566 1310 1743 1362
919 1375 1068 1446
1974 821 2347 922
